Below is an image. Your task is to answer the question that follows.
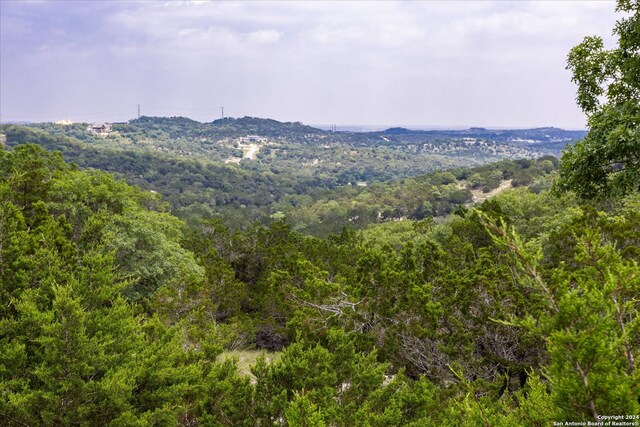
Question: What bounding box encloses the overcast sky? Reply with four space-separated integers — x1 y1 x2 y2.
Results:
0 0 621 128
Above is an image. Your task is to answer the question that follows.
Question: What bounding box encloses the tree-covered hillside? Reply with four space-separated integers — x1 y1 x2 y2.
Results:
0 124 559 232
1 113 583 210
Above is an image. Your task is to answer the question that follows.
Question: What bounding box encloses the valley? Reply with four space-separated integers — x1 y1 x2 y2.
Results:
0 117 581 233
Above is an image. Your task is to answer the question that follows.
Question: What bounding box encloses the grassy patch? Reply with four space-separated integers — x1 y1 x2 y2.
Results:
220 350 282 378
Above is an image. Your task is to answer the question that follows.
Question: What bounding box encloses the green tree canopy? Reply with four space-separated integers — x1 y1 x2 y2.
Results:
558 0 640 199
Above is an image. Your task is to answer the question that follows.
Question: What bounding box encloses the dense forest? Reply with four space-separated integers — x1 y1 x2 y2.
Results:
1 1 639 425
0 101 584 230
0 124 564 233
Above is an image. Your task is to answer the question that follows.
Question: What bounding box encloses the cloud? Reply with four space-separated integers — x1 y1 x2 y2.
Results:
0 0 622 127
246 29 282 45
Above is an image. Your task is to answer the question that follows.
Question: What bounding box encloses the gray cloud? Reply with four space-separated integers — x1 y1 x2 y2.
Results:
0 0 620 127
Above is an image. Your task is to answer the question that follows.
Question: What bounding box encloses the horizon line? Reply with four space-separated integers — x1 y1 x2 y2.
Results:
0 116 588 132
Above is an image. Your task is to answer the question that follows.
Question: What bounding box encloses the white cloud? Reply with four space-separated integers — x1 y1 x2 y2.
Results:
0 0 622 127
246 29 282 45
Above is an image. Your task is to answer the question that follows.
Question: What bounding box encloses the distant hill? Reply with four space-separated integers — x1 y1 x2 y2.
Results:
378 126 585 145
123 115 324 140
121 116 586 154
1 116 584 229
210 116 324 137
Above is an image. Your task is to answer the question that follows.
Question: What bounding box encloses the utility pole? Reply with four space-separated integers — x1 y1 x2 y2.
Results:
137 104 141 119
221 106 224 119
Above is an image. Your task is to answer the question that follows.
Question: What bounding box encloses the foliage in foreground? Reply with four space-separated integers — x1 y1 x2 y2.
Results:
558 0 640 199
1 143 639 425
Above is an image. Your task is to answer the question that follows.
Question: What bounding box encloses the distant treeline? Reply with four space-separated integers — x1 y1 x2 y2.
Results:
2 124 558 232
